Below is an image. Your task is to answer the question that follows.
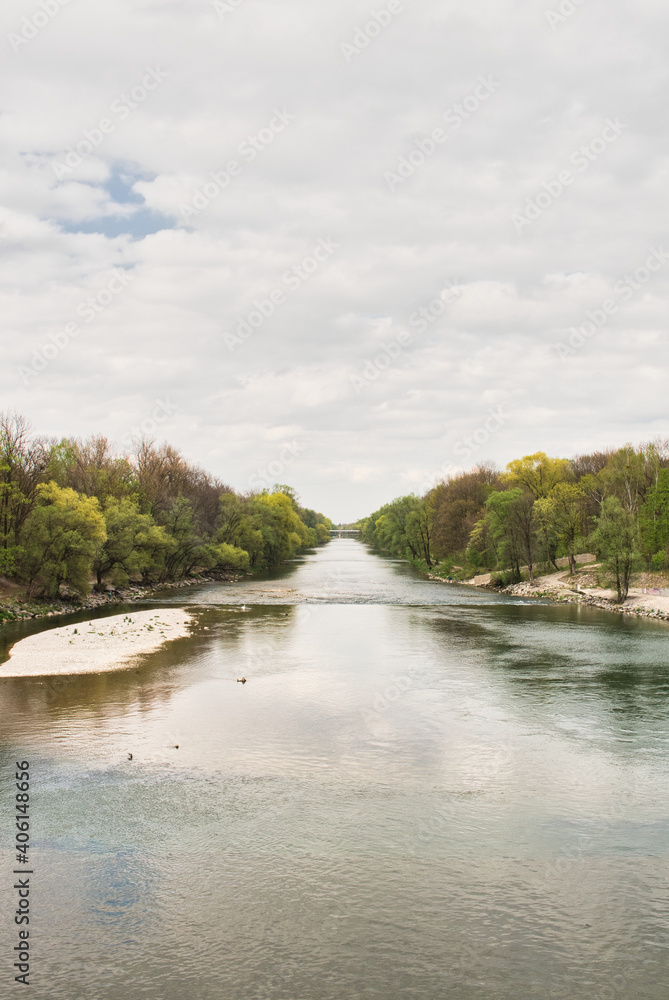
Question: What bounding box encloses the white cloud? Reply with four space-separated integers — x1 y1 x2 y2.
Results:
1 0 668 520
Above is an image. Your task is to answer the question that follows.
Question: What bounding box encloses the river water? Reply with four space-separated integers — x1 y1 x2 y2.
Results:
1 539 668 999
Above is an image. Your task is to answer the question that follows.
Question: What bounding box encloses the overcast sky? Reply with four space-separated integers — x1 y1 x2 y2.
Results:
1 0 668 521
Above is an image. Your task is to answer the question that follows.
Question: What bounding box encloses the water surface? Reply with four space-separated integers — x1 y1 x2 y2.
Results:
1 540 668 998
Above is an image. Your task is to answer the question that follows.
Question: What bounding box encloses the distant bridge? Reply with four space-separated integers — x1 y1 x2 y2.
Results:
329 528 361 538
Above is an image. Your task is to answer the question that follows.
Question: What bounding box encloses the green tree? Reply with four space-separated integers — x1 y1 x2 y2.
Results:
484 488 538 583
315 522 331 545
94 498 172 588
591 496 641 602
209 542 250 572
502 452 570 499
19 483 106 597
534 483 585 574
0 413 49 574
249 491 312 568
639 468 669 565
47 436 139 503
160 496 213 578
406 497 434 567
596 443 664 514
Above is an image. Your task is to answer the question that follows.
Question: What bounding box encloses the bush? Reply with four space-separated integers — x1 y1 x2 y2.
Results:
211 542 250 572
651 550 669 571
490 569 522 588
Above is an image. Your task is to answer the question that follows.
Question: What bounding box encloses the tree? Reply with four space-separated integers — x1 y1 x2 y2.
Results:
47 436 138 503
639 469 669 565
209 542 250 572
363 495 426 561
18 483 106 597
248 491 312 568
159 496 212 578
502 452 570 499
591 497 641 602
406 496 434 567
0 412 49 574
315 522 331 545
484 488 538 583
534 483 585 574
429 465 498 560
596 443 664 515
94 498 172 588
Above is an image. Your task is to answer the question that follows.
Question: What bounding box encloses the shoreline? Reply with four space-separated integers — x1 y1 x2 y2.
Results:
426 570 669 623
0 571 242 625
0 609 195 678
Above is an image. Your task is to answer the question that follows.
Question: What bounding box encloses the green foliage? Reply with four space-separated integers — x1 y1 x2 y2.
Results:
316 522 331 545
534 483 585 574
248 491 312 569
591 496 642 602
362 494 434 567
95 498 172 587
210 542 250 572
362 441 669 591
639 469 669 563
0 412 333 596
482 488 538 582
501 452 570 498
651 550 668 571
159 496 212 579
18 483 106 597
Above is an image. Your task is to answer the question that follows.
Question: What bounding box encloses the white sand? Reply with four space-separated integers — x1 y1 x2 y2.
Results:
0 609 194 678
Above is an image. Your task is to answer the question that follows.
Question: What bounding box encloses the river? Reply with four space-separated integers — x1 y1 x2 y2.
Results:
1 539 668 998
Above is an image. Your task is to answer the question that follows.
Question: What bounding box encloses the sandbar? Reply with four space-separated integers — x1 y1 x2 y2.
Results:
0 609 194 678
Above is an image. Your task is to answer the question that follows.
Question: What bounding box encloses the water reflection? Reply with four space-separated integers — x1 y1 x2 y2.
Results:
0 540 668 999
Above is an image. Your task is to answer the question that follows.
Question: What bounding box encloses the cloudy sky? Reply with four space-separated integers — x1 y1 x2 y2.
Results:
1 0 668 521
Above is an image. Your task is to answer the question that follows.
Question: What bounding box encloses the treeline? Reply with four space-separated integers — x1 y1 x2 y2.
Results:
0 413 332 598
360 442 669 602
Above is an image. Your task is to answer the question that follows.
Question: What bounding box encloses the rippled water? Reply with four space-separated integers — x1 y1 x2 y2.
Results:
1 540 668 998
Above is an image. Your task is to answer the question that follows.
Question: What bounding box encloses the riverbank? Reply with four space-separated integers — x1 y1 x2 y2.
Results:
0 608 195 678
497 569 669 621
0 571 242 625
427 562 669 623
